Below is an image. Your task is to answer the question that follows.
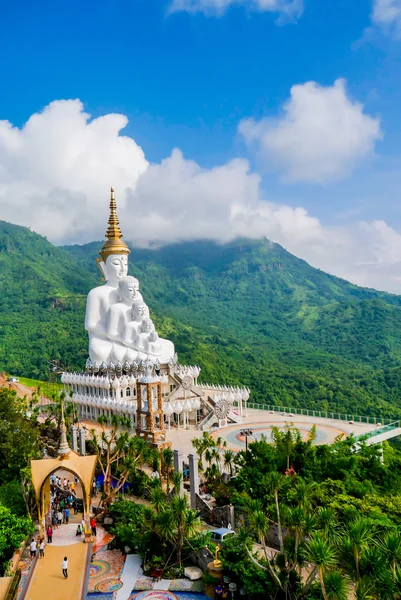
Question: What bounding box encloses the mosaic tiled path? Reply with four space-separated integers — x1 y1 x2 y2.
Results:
128 593 209 600
87 548 126 593
24 542 89 600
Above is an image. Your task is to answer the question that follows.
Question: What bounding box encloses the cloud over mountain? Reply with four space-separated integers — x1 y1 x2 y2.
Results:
239 79 382 184
0 99 400 293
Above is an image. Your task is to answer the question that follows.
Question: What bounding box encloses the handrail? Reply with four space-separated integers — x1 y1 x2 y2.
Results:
5 568 21 600
354 421 401 442
247 402 397 426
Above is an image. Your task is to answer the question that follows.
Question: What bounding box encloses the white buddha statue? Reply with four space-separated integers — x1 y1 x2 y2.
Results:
85 187 176 366
85 188 130 364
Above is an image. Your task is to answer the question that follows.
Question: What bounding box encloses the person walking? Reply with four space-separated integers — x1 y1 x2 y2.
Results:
65 507 70 524
92 480 97 497
29 538 37 559
47 525 53 543
62 556 68 578
90 517 97 537
39 540 45 558
57 510 63 526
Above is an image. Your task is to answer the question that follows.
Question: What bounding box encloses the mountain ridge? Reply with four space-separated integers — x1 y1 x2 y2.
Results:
1 220 401 418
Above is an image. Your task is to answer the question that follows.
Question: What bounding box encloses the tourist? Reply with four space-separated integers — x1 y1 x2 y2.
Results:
92 480 97 496
50 474 55 486
76 524 82 537
64 507 70 524
57 510 63 525
39 540 45 558
70 481 75 493
47 525 53 543
63 478 67 490
73 499 78 515
29 538 37 559
74 476 78 485
90 517 97 537
62 556 68 579
215 583 223 598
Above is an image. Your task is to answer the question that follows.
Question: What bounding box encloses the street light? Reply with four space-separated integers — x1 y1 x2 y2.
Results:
240 429 253 453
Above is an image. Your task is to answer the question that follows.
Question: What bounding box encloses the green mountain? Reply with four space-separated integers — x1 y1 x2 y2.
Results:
1 220 401 419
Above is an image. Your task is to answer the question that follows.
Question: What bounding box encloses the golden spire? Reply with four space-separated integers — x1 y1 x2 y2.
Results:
58 397 71 460
99 187 130 262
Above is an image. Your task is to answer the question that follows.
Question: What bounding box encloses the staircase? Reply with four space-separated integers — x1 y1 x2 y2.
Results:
228 410 242 424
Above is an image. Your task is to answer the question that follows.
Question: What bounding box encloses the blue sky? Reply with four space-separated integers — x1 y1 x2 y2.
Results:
1 0 401 291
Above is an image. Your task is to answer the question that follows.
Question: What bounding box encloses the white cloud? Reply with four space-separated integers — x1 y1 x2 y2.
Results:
239 79 382 184
372 0 401 34
168 0 303 21
1 99 401 293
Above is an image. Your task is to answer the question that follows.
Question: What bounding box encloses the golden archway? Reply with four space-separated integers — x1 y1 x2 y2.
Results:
31 452 97 524
31 399 97 539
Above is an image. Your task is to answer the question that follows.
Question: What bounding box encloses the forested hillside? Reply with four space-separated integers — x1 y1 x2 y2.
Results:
2 220 401 418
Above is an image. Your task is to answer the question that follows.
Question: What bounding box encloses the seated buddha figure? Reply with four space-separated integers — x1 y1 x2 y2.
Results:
106 276 144 363
123 302 150 361
135 318 175 362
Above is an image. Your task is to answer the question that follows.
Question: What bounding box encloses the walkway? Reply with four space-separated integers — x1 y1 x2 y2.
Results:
24 543 89 600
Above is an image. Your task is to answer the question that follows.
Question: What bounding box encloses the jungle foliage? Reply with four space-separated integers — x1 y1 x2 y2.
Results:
217 429 401 599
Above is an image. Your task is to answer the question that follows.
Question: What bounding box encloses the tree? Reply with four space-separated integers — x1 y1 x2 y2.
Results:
223 450 235 477
344 517 375 581
305 532 338 600
0 504 34 574
90 414 152 513
380 532 401 576
0 387 40 485
162 447 174 493
324 570 349 600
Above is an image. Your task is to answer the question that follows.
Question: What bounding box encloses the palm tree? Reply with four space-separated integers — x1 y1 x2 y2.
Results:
170 494 199 566
379 532 401 576
223 449 235 477
247 506 285 593
305 532 338 600
324 570 349 600
346 517 375 580
286 505 314 569
150 485 167 514
266 472 285 553
355 577 375 600
171 470 183 496
316 507 343 546
192 431 215 471
162 447 174 493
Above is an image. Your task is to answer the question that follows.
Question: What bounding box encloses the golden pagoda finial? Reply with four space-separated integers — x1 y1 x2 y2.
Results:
99 187 130 263
58 396 71 460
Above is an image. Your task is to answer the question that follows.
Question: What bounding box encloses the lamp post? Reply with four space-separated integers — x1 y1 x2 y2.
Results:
240 429 253 453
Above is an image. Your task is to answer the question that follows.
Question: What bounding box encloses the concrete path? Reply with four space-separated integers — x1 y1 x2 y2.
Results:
24 543 89 600
115 554 142 600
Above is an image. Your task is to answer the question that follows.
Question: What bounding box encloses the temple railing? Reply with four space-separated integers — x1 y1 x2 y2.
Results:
247 403 396 426
354 421 401 442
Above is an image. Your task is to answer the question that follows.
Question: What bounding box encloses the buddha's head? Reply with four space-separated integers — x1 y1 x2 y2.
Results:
118 276 140 303
141 318 155 333
133 302 150 321
99 254 128 284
